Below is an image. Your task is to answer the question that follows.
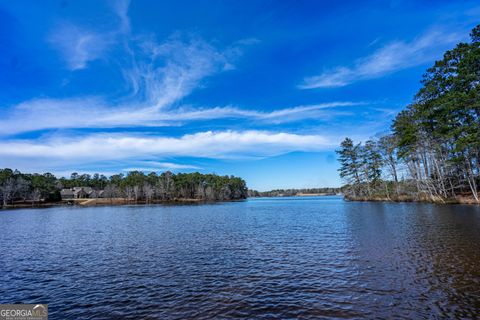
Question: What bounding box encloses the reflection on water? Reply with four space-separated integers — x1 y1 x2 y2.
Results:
1 197 479 319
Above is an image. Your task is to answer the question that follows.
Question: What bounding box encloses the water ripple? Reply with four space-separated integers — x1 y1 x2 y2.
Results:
1 197 480 319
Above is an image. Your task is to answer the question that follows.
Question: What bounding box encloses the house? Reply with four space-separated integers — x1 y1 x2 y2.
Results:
60 187 105 200
82 187 93 197
60 189 74 199
88 190 99 198
73 187 88 199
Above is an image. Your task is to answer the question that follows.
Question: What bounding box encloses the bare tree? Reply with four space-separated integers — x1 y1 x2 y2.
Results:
104 184 119 203
124 186 134 201
1 178 15 207
143 183 154 204
31 188 41 206
133 185 141 203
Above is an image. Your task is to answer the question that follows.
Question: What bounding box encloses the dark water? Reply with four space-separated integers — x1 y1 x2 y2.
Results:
1 196 480 319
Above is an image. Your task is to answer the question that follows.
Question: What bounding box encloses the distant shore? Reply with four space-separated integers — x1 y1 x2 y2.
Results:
248 193 339 197
296 193 339 196
248 188 340 197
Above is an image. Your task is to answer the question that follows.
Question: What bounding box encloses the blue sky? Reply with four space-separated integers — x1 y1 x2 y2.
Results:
0 0 479 190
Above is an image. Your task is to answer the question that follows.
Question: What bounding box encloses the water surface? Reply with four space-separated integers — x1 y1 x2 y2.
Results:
1 196 480 319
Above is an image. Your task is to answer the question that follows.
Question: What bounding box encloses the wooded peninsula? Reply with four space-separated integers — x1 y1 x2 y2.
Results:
337 25 480 204
0 169 248 208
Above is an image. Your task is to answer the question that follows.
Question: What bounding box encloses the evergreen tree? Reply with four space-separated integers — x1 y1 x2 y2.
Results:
336 138 362 196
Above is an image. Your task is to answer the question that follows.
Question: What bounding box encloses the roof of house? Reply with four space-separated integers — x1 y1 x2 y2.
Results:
63 187 104 197
60 189 74 196
83 187 94 193
71 187 92 194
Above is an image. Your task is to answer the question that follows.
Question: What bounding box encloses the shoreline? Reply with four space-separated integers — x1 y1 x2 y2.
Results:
0 198 247 210
2 195 479 210
344 195 480 205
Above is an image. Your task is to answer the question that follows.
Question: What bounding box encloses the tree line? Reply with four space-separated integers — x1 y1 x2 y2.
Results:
337 25 480 203
0 169 248 207
248 188 339 197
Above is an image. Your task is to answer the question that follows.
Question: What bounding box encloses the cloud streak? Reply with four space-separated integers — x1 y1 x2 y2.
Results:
122 161 202 172
299 27 464 89
0 131 335 169
0 99 362 135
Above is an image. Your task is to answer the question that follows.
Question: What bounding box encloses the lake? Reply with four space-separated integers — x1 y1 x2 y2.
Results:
1 196 480 319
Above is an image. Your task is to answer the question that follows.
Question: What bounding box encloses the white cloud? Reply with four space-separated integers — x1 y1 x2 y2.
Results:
111 0 131 34
49 23 112 70
124 35 234 109
0 100 361 135
123 161 202 171
0 131 335 165
50 0 131 70
299 27 465 89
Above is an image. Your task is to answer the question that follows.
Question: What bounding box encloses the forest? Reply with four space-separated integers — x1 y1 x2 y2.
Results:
0 169 248 207
337 25 480 204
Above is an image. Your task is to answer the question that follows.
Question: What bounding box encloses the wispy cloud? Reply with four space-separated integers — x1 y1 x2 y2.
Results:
123 35 235 109
0 100 362 135
111 0 131 34
0 131 336 169
50 0 131 70
49 23 113 70
123 161 202 172
299 27 465 89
